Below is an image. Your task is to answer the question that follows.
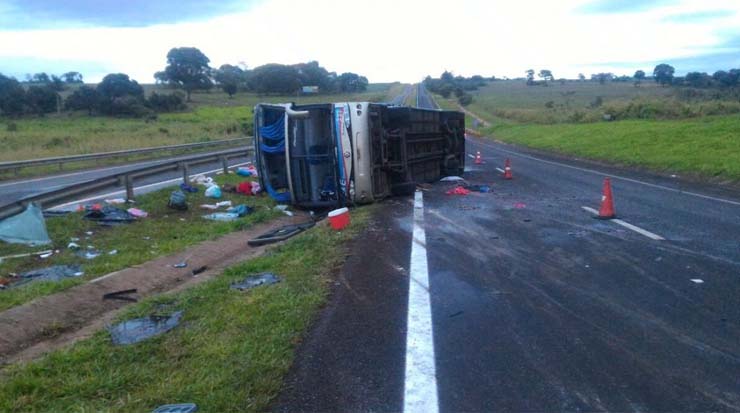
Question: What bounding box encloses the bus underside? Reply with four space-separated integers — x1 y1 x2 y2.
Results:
254 102 465 209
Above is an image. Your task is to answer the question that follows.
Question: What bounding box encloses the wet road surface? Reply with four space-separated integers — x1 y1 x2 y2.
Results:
275 85 740 412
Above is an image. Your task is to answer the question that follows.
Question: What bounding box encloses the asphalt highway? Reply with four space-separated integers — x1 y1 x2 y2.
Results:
275 85 740 412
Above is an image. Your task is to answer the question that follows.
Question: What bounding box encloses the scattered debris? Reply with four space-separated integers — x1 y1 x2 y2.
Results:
85 231 94 236
77 249 102 260
449 310 464 318
191 266 207 276
328 207 350 230
440 176 465 182
446 186 470 196
227 204 252 217
127 208 149 218
84 206 136 225
108 249 118 255
105 198 127 205
230 272 281 291
0 203 52 246
274 205 294 217
152 403 198 413
39 251 53 259
236 167 253 177
191 174 214 186
202 212 240 221
465 184 490 193
248 221 316 246
67 242 81 249
103 289 138 302
173 261 188 268
690 279 704 284
204 185 222 199
15 265 84 285
179 183 199 193
108 311 183 345
0 249 54 264
514 202 526 209
458 205 480 210
168 190 188 211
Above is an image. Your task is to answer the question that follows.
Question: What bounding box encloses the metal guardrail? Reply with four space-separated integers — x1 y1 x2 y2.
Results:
0 146 252 220
0 137 252 174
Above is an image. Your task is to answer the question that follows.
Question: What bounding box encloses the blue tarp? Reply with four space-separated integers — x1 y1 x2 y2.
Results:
0 203 51 245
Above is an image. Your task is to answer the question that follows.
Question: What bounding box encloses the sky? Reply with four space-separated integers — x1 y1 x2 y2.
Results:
0 0 739 83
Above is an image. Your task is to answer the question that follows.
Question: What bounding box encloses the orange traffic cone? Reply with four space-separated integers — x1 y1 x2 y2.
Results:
474 151 482 165
503 158 513 180
597 177 616 219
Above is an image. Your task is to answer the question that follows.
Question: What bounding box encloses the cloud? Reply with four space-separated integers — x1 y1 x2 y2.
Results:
579 0 676 13
0 0 259 29
663 9 735 23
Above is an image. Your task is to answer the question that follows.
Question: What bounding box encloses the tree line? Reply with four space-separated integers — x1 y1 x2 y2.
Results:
423 71 486 106
0 46 369 118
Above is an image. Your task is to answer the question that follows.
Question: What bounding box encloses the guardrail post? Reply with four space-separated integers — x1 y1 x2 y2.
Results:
182 163 190 184
124 175 134 201
220 156 229 174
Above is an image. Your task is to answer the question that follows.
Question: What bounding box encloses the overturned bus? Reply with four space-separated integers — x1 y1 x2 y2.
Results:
253 102 465 208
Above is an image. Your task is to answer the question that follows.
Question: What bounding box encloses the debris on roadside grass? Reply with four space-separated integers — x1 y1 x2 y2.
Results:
77 248 101 260
152 403 198 413
84 206 136 225
173 261 188 268
179 183 199 193
446 186 470 196
127 208 148 218
204 185 222 199
248 221 315 246
227 204 252 217
168 190 188 211
108 311 183 345
105 198 127 205
191 266 207 276
202 213 240 221
0 203 52 246
16 265 84 285
0 249 54 264
103 288 138 302
230 272 281 291
274 205 293 216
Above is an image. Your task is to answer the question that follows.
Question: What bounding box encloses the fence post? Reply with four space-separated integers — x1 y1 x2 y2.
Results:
221 156 229 175
124 175 134 201
182 163 190 184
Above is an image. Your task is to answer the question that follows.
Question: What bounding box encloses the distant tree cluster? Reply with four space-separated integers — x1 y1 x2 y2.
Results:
423 71 484 106
0 73 60 116
155 48 369 98
582 64 740 89
523 69 555 86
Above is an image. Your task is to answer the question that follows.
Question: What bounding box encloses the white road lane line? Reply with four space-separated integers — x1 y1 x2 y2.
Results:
470 138 740 207
404 191 439 413
49 162 251 210
582 206 666 240
495 167 505 173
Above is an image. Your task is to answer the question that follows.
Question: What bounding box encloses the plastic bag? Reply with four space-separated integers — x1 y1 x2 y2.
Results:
204 185 222 199
168 190 188 211
0 203 51 245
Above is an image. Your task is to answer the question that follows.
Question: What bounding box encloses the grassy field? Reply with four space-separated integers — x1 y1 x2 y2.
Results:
0 84 395 163
0 205 371 413
434 80 740 182
0 173 279 312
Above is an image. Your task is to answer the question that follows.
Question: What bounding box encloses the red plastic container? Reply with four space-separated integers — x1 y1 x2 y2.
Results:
328 207 350 230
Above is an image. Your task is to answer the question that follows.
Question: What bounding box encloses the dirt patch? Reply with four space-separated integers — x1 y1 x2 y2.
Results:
0 214 311 366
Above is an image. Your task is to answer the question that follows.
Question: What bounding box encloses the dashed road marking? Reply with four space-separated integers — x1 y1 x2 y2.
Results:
404 191 439 413
470 138 740 207
50 162 252 210
582 206 665 240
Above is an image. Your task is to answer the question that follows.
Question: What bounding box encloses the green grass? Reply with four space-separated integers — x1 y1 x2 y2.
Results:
0 205 372 413
485 115 740 180
0 85 394 164
0 173 280 312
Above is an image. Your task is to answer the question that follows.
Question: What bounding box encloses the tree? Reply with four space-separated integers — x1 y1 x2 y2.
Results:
634 70 646 80
293 61 334 92
538 69 554 82
653 63 675 86
248 64 301 94
591 72 614 85
712 70 739 88
0 74 26 116
65 86 100 115
161 47 213 101
61 72 83 83
50 75 65 91
685 71 712 88
525 69 535 84
578 73 586 81
336 72 368 92
25 85 59 115
96 73 146 115
31 72 50 83
440 70 455 83
214 64 244 98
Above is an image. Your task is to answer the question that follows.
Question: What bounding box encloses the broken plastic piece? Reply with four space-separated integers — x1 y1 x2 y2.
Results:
77 249 101 260
440 176 465 182
446 186 470 195
0 203 52 246
202 213 240 221
108 311 183 345
17 265 84 285
103 288 138 302
152 403 198 413
84 206 136 225
248 221 316 246
127 208 148 218
191 266 207 275
466 184 491 193
105 198 127 205
230 273 281 291
215 200 232 208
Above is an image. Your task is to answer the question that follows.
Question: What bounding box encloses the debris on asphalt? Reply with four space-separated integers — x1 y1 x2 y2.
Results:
84 206 136 225
230 272 281 291
248 221 316 246
514 202 527 209
440 176 465 182
152 403 198 413
0 203 52 246
108 311 183 345
458 205 480 210
465 184 491 193
690 279 704 284
168 190 188 211
446 186 470 196
449 310 464 318
127 208 149 218
103 288 138 302
16 265 84 285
